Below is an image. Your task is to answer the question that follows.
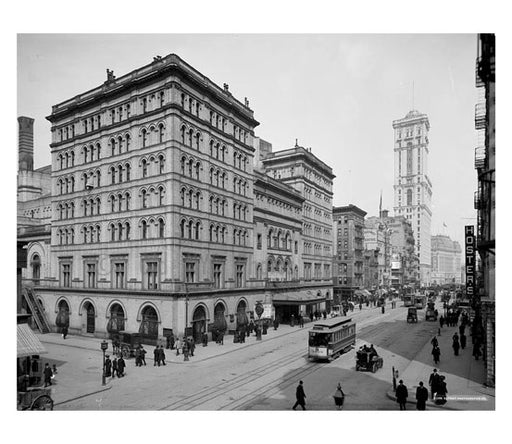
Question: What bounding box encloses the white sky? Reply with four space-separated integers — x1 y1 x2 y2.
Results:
18 33 477 246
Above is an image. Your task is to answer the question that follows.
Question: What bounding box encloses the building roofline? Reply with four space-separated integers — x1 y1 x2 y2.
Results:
333 204 367 217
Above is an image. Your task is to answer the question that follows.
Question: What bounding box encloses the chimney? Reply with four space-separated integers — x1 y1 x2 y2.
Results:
18 116 34 171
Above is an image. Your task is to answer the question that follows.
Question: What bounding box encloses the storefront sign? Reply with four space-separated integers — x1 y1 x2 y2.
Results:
465 225 476 306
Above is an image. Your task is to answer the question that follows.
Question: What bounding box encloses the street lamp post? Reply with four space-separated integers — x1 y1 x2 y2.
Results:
100 340 108 386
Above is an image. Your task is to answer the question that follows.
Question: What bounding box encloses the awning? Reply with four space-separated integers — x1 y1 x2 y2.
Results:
17 324 47 358
273 290 325 306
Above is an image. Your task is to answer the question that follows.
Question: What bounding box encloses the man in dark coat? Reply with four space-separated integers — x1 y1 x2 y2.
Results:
105 355 112 377
140 345 147 365
62 326 68 340
309 312 314 322
292 380 306 410
189 337 195 356
395 380 408 410
460 332 467 350
452 333 460 356
43 363 53 387
439 315 445 328
431 336 439 348
117 356 126 377
473 341 481 360
112 357 118 378
432 346 441 365
459 324 465 336
154 346 160 366
416 381 429 410
160 345 166 365
428 369 440 399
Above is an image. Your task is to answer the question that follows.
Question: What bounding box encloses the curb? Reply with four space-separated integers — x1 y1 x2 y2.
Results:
54 384 112 406
385 388 456 410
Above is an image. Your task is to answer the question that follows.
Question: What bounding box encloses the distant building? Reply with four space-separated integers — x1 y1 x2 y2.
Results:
392 110 432 285
430 234 462 285
333 205 366 303
364 215 391 288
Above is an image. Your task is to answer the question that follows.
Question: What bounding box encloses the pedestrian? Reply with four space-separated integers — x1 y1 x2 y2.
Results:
62 326 68 340
154 345 160 366
160 345 166 365
322 310 327 320
439 316 445 328
135 347 142 367
249 320 255 334
112 335 120 355
202 331 208 346
395 380 408 410
169 330 175 350
239 326 246 343
452 333 460 356
359 303 362 311
473 341 481 360
112 356 118 378
218 331 224 345
52 364 58 375
273 317 279 330
416 381 429 411
140 345 147 365
333 382 345 410
43 363 53 387
175 337 181 356
432 346 441 365
459 324 465 336
431 336 439 348
428 369 440 400
460 332 467 350
189 337 196 356
183 341 190 361
292 380 306 410
435 375 448 405
299 315 304 328
117 355 126 377
105 355 112 377
290 314 295 327
309 312 314 322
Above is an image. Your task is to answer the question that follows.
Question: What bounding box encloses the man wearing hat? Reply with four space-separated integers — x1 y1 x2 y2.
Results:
105 355 112 377
395 380 408 410
292 380 306 410
428 368 440 400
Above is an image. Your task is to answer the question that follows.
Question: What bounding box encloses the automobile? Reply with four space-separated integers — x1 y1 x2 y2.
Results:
355 347 383 373
407 307 418 323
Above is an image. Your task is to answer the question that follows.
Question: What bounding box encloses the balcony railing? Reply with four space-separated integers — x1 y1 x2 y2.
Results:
475 146 486 170
475 103 486 130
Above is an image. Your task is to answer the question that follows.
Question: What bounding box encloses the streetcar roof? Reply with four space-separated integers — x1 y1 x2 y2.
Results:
310 317 354 331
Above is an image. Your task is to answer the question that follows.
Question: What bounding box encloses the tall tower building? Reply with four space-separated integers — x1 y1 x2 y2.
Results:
392 110 432 286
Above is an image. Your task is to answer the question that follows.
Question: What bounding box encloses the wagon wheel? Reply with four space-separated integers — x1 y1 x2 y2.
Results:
30 394 54 411
372 363 377 373
121 344 131 359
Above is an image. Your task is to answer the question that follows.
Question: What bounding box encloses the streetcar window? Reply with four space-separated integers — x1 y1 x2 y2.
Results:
309 333 330 347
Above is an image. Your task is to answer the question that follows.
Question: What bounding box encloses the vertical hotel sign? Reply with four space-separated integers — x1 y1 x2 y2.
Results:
465 226 476 306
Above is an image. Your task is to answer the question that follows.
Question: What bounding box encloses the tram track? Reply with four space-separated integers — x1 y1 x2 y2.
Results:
160 309 404 410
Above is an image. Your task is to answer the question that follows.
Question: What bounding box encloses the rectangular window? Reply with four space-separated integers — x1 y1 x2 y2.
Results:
407 148 413 175
257 234 262 250
185 262 196 283
145 261 159 290
85 262 97 288
213 263 224 289
113 262 126 289
235 264 245 288
61 262 71 287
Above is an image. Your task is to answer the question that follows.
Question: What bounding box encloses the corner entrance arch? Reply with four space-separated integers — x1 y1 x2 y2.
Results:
107 303 125 334
139 305 159 344
192 305 207 343
82 301 95 334
55 299 70 329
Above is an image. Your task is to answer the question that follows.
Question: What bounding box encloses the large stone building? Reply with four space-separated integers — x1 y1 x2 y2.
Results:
333 205 366 303
474 34 495 387
23 54 333 342
392 110 432 285
430 234 462 285
363 215 391 288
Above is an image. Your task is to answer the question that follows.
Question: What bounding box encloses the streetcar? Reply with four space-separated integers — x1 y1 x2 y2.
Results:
414 295 427 309
403 295 414 307
308 317 356 361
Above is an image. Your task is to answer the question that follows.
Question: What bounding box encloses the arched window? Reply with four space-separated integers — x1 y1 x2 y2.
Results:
158 218 165 238
158 187 165 206
141 220 148 239
71 202 75 218
210 140 214 157
195 133 200 150
110 224 116 241
110 139 116 157
118 136 123 154
71 151 75 166
209 168 213 184
195 222 201 240
159 124 165 143
188 190 193 208
142 190 148 208
215 226 220 243
142 129 148 147
118 194 123 212
188 220 193 239
125 193 131 211
95 143 101 160
110 166 116 185
181 157 186 174
194 192 200 210
221 227 226 243
181 188 186 206
142 159 148 178
110 195 115 212
118 165 123 183
180 219 186 238
125 222 130 240
125 134 130 151
125 164 131 181
188 129 193 146
209 225 214 242
195 162 200 180
118 222 123 241
159 155 165 174
180 126 186 144
188 160 193 177
96 225 101 243
256 264 262 280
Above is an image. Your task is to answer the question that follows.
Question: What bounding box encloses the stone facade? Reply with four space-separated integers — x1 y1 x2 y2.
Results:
430 234 462 285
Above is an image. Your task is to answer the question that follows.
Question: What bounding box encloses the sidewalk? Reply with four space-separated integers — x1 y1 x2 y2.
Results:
386 317 495 410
